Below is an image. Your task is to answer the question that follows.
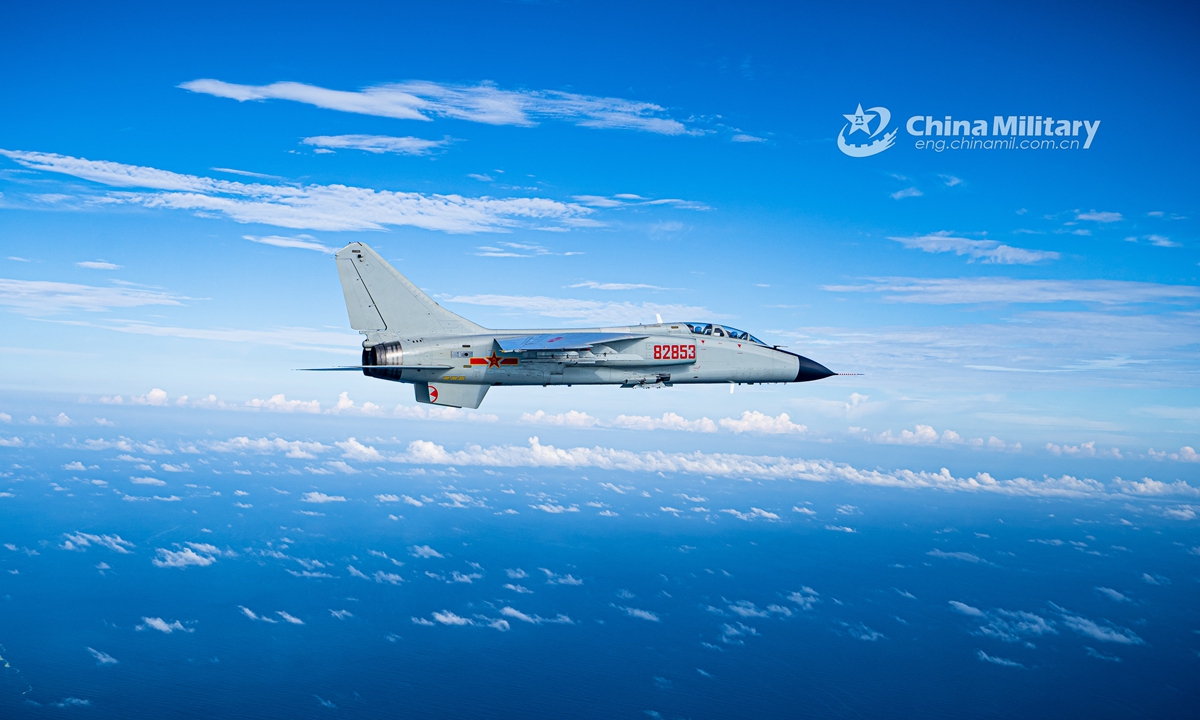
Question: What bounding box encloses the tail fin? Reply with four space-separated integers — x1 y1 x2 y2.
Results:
335 242 485 337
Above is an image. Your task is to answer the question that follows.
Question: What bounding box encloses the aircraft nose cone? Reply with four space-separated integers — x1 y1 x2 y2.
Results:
793 354 835 383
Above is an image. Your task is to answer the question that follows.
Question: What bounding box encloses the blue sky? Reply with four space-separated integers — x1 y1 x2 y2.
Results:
1 0 1198 486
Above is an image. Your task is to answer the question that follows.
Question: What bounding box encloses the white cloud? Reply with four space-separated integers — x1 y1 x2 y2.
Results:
569 281 666 291
393 436 1111 498
499 607 573 625
977 650 1024 668
376 494 400 502
86 647 118 665
76 260 122 270
328 392 387 417
1110 476 1199 497
890 233 1059 265
329 609 354 620
302 134 450 155
152 547 216 568
206 436 329 459
301 491 346 503
927 549 984 563
722 507 781 521
520 410 600 428
731 133 767 143
276 611 304 625
60 532 134 554
1095 587 1129 602
949 601 985 617
891 187 922 200
409 544 443 559
718 410 806 434
823 277 1200 306
0 149 596 234
431 610 473 626
615 606 660 622
130 476 166 486
244 234 335 253
245 394 321 414
1054 604 1144 644
180 78 694 135
572 194 708 211
613 412 718 433
541 568 583 585
0 278 185 315
136 617 192 634
336 437 384 461
1076 210 1122 222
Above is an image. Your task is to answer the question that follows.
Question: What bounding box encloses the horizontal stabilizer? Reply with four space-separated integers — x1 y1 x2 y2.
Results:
497 332 645 352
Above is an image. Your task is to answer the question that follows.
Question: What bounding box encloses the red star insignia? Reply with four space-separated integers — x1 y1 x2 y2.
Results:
486 352 501 368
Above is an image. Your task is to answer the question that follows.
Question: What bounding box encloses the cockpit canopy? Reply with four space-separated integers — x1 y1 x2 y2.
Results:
683 322 765 345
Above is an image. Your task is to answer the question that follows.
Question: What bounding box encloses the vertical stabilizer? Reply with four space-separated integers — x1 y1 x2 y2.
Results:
336 243 485 337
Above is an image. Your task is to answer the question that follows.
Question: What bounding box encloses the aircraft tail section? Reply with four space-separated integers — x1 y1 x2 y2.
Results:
336 242 485 337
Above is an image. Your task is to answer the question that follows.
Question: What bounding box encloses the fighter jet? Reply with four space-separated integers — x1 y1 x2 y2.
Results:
311 242 836 409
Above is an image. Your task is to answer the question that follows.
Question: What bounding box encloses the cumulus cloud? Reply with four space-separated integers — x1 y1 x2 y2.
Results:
206 436 329 459
245 394 321 413
136 617 192 634
276 611 304 625
721 507 781 521
180 78 694 135
520 409 601 427
60 532 134 554
891 233 1059 265
152 547 216 569
409 544 443 559
540 568 584 585
301 491 346 503
718 411 806 434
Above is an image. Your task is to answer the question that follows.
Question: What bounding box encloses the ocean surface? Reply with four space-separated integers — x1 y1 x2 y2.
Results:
1 419 1197 719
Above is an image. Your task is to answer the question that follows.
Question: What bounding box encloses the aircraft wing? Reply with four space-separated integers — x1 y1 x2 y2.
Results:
496 332 646 352
297 365 453 371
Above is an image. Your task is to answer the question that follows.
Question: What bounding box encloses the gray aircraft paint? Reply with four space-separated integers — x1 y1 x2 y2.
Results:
316 242 835 409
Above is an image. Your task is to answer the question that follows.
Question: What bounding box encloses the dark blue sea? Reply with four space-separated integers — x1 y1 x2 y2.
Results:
1 412 1197 718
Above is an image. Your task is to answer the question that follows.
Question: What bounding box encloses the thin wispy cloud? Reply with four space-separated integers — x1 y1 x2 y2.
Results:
890 234 1059 265
0 149 597 234
0 278 186 315
302 134 450 155
824 277 1200 306
179 79 696 135
244 234 335 253
572 194 708 210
